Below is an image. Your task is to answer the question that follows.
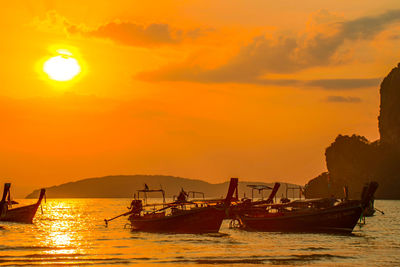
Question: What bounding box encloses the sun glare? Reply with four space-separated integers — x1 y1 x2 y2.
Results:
43 50 81 82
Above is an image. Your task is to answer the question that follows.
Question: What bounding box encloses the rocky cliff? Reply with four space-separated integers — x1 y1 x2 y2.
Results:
379 63 400 149
305 63 400 199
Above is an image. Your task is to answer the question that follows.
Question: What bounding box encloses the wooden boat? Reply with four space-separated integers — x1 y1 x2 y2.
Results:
235 202 363 233
127 178 238 233
247 183 281 204
231 182 378 233
363 199 376 217
129 206 227 233
359 184 376 217
0 183 46 224
227 182 280 219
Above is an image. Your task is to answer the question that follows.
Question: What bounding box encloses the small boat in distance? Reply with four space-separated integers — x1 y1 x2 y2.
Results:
0 183 46 224
105 178 239 234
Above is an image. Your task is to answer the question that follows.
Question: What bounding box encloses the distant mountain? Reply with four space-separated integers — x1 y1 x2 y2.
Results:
26 175 301 199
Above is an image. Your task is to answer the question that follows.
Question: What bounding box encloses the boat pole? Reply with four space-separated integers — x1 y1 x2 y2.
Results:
375 207 385 215
104 211 131 227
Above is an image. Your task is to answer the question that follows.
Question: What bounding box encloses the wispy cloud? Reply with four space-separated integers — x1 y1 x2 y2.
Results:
67 21 205 47
305 78 381 90
137 67 381 90
324 95 362 103
34 11 205 47
137 9 400 86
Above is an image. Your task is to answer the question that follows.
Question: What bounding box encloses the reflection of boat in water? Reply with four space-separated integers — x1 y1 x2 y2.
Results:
0 183 46 224
231 182 378 233
127 178 238 234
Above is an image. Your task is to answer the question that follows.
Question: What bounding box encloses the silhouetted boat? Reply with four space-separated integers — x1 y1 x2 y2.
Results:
127 178 238 233
227 182 280 219
363 200 376 217
0 183 46 224
231 182 378 233
359 184 377 217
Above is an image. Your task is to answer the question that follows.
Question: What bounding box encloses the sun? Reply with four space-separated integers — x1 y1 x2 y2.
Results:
43 49 81 82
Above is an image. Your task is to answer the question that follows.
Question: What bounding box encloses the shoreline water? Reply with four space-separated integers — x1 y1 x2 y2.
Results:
0 199 399 266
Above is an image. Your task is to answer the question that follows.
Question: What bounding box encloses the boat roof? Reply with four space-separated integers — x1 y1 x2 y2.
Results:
246 185 272 190
137 189 165 193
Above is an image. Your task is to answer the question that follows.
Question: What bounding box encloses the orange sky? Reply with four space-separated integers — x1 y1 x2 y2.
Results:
1 0 400 197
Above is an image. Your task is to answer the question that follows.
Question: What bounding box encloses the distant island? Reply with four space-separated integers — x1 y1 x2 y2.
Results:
26 175 301 199
305 63 400 200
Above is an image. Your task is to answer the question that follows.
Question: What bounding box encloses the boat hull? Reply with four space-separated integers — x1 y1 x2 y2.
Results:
0 188 45 224
364 208 375 217
0 203 41 224
130 206 226 234
238 205 362 233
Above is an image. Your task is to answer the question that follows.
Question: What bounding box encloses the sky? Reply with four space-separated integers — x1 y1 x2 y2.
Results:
1 0 400 197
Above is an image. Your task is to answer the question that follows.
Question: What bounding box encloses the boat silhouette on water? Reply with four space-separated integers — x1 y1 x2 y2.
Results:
105 178 239 234
105 178 378 234
227 182 281 220
129 178 238 233
0 183 46 224
229 182 378 233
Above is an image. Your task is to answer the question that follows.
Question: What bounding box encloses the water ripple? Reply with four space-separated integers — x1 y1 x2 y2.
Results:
0 198 398 266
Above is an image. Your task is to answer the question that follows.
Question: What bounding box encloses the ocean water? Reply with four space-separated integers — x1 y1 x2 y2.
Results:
0 199 399 266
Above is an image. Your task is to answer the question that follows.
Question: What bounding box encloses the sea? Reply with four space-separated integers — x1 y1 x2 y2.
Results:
0 199 399 266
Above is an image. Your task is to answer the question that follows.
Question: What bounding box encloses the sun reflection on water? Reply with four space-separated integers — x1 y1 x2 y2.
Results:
4 199 397 266
36 200 86 256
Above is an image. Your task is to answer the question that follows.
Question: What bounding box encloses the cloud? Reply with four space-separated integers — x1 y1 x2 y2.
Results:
137 9 400 85
137 65 381 90
258 78 380 90
305 78 381 90
34 11 205 47
67 22 193 46
324 96 362 103
341 9 400 40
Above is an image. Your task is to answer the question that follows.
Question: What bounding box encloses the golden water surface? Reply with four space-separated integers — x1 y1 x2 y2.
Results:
0 199 399 266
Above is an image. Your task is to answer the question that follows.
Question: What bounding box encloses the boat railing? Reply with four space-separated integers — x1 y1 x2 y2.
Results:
246 184 272 201
137 188 166 205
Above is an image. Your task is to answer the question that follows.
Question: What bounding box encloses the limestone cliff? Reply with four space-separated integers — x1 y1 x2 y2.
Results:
379 63 400 149
325 135 380 198
304 172 331 198
305 63 400 199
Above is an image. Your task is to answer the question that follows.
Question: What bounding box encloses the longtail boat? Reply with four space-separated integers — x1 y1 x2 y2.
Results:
363 199 376 217
0 183 46 224
359 183 377 217
227 182 280 220
231 182 378 233
125 178 238 233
